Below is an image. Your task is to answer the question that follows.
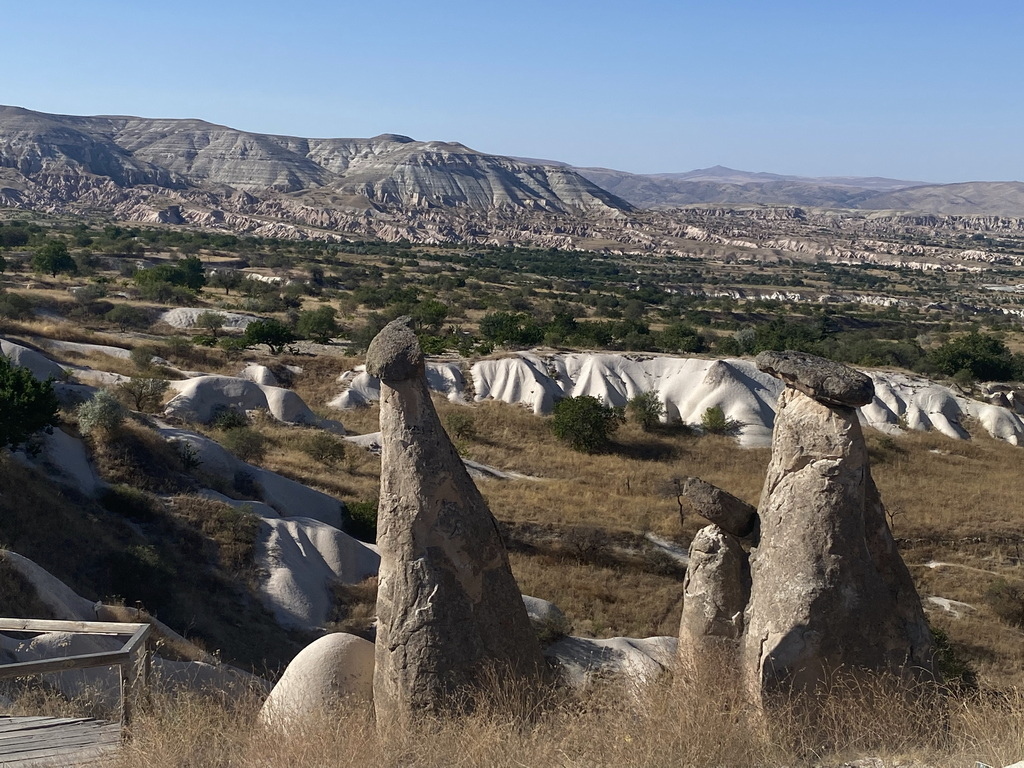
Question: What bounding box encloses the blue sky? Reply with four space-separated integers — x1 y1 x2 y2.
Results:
3 1 1021 182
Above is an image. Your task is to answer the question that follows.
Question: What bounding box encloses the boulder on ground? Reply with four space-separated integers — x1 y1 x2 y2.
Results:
369 317 545 726
259 633 375 727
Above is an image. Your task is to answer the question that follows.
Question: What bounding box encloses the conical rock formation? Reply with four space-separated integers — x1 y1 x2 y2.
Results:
368 318 545 726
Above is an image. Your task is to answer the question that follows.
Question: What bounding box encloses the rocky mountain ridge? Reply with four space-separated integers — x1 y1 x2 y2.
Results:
0 106 630 216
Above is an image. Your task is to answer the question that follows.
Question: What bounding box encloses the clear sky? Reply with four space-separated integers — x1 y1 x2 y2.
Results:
3 0 1021 183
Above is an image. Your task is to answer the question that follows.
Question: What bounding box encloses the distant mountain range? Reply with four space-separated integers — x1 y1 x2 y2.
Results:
1 106 1023 241
570 165 1024 215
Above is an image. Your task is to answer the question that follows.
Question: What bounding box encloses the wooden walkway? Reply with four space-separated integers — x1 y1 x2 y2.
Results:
0 716 120 766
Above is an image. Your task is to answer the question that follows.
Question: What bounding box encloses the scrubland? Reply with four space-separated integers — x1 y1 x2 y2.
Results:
1 219 1023 765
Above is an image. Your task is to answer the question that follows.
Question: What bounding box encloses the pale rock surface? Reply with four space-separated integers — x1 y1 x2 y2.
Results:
259 633 375 727
12 427 105 497
159 307 259 330
368 318 544 724
257 516 380 630
0 338 66 381
677 525 750 669
330 361 467 409
471 354 567 414
37 338 132 360
742 384 936 699
164 375 337 430
156 426 345 526
239 363 279 386
332 351 1024 448
546 635 678 690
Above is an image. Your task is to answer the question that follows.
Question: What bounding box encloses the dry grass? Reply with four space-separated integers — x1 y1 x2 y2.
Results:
102 673 1024 768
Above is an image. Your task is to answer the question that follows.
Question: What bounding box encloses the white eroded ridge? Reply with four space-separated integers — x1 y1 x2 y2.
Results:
333 351 1024 447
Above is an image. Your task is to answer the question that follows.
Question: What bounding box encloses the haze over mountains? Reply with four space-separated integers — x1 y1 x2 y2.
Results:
1 105 1024 243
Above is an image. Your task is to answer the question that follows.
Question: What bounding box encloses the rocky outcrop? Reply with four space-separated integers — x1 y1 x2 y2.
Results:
368 318 544 726
678 352 936 703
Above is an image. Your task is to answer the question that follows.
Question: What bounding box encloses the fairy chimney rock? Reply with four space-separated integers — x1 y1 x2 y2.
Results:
367 318 545 727
742 352 935 700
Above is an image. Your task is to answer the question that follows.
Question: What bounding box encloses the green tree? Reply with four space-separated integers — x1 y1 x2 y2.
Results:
116 377 169 413
0 356 59 450
551 395 621 453
105 305 150 332
626 391 665 432
207 269 243 295
411 299 449 333
195 311 227 338
32 240 77 278
242 319 296 354
296 306 339 343
928 332 1021 382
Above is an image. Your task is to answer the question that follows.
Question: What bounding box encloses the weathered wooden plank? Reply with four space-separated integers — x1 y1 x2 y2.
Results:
0 619 146 636
0 717 119 766
0 650 129 679
0 722 117 746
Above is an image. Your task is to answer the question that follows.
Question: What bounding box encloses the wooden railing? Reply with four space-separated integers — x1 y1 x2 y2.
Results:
0 619 152 729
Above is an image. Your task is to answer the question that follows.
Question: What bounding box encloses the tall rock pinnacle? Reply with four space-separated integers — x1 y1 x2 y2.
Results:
367 318 545 726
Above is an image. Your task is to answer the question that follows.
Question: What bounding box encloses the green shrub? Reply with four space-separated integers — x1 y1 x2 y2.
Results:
0 290 32 320
626 391 664 432
211 407 249 430
699 405 742 436
345 499 378 543
551 395 621 453
105 304 151 331
220 427 266 464
99 484 160 522
444 411 477 441
76 390 125 436
300 432 347 466
129 345 159 371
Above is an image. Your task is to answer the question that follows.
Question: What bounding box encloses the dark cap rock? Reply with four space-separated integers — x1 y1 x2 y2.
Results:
366 317 423 383
755 350 874 408
680 477 759 541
